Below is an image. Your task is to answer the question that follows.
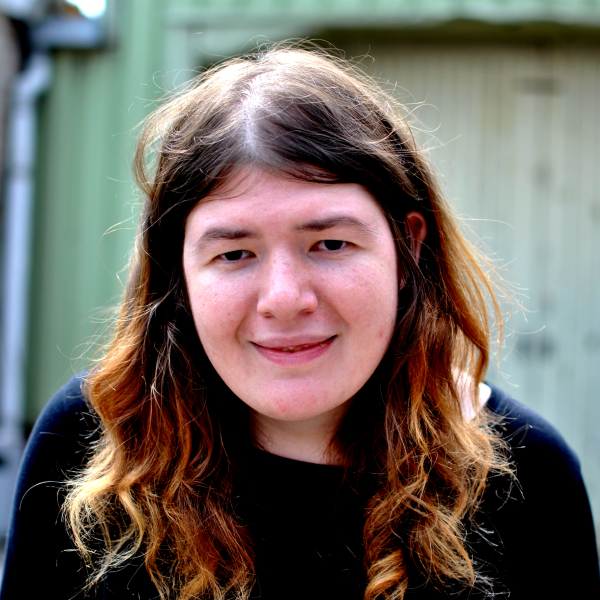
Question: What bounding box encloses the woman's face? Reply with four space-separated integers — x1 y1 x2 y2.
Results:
183 169 398 429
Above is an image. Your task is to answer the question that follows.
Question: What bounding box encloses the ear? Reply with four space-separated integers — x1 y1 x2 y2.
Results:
405 211 427 263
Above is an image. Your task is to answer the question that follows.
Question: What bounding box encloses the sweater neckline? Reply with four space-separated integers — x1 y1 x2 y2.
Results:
248 445 345 471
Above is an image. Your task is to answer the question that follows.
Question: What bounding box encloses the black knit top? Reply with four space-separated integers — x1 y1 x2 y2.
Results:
1 375 599 599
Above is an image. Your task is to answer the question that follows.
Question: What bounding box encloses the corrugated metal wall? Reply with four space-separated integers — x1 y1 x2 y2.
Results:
26 0 166 420
346 42 600 524
168 0 600 23
26 0 599 533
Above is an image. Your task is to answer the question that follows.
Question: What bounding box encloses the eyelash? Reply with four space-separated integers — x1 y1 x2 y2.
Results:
313 240 348 252
216 240 349 262
218 250 254 262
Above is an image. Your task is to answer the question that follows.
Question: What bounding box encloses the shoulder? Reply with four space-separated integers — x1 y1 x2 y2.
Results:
34 371 91 428
485 384 581 483
18 372 100 489
27 372 98 453
481 385 600 597
1 374 100 599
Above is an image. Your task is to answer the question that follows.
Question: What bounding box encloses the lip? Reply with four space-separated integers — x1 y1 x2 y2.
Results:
252 336 336 367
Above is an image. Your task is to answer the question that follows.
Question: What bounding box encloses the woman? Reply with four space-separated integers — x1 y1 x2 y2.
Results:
2 45 599 600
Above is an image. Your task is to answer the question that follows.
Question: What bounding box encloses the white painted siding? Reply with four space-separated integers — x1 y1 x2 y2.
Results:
351 43 600 526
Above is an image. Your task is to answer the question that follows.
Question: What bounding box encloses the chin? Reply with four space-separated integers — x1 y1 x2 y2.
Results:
251 391 350 422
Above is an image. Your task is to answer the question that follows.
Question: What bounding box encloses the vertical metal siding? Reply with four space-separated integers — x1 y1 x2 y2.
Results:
27 0 600 534
168 0 600 19
27 0 167 420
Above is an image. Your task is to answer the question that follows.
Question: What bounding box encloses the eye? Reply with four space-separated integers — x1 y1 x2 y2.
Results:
314 240 349 252
218 250 254 262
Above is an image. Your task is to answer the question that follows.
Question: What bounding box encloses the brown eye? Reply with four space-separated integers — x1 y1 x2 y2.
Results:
317 240 348 251
219 250 252 261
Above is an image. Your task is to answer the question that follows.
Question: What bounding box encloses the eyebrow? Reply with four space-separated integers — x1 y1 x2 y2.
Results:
295 215 377 236
194 215 377 250
194 227 258 250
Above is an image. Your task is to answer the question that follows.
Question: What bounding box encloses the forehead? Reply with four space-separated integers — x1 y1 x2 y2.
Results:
186 168 389 231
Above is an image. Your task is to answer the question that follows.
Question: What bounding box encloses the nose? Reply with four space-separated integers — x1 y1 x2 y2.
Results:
256 255 318 320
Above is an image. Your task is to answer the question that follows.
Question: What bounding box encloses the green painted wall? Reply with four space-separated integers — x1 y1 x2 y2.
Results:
22 0 600 551
169 0 600 20
27 0 167 420
26 0 600 422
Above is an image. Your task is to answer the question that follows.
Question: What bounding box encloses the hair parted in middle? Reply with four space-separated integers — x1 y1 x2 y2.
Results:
66 42 511 600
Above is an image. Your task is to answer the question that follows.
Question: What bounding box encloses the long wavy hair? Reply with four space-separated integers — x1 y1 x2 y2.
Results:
66 43 510 600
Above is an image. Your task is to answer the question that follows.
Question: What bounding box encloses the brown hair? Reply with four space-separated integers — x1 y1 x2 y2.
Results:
66 42 510 599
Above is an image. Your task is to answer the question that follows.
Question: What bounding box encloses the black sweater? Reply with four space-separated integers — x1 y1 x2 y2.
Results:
1 375 599 599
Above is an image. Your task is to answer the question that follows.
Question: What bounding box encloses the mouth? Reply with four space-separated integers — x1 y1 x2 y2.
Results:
252 336 337 365
261 336 337 353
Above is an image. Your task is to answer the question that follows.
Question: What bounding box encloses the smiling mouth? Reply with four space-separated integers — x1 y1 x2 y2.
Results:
270 335 337 352
252 335 337 365
257 336 337 352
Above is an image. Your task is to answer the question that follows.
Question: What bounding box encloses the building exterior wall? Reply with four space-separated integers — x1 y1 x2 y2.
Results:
26 0 167 420
25 0 600 534
168 0 600 24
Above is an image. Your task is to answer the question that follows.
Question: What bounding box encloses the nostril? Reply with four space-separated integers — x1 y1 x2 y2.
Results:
256 259 318 319
257 284 318 319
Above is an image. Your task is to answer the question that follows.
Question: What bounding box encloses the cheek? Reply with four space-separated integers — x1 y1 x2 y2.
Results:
327 259 398 344
187 275 253 352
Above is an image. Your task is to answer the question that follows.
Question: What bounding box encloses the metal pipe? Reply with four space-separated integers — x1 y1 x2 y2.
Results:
0 51 51 538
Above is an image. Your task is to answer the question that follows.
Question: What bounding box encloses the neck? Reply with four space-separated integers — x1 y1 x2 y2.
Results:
250 402 350 465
